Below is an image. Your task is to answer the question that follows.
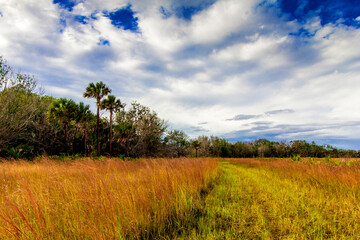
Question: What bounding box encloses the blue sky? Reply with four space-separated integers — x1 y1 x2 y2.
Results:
1 0 360 149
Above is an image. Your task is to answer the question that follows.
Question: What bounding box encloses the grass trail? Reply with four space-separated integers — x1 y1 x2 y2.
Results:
180 160 360 239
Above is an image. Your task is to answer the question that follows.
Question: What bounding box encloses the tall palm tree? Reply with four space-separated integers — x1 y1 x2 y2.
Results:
48 98 78 155
83 82 111 156
101 95 124 155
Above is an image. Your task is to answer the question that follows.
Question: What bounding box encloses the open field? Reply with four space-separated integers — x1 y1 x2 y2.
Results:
0 158 219 239
1 157 360 239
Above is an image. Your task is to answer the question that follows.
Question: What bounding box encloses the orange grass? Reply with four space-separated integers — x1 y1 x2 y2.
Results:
0 157 219 239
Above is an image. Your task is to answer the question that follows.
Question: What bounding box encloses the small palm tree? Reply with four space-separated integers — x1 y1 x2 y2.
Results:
101 95 124 155
76 102 93 156
48 98 78 155
83 82 111 156
191 140 201 158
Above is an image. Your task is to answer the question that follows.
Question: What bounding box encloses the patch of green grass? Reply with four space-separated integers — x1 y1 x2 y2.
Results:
179 160 360 239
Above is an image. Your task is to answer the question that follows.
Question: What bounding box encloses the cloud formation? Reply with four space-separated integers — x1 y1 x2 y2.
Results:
265 109 295 115
225 121 360 149
226 114 261 121
227 109 295 121
1 0 360 149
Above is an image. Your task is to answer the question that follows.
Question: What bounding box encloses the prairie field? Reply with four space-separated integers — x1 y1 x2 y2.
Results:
1 157 360 239
0 158 219 239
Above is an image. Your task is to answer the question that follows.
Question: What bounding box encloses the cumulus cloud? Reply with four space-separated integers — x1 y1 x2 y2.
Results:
1 0 360 149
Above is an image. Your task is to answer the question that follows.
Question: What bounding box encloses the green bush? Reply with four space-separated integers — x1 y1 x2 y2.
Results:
291 154 301 161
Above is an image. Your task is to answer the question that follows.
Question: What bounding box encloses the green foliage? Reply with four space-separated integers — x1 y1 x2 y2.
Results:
232 142 256 157
210 137 231 157
45 98 96 157
48 98 78 126
0 59 51 159
291 154 301 161
1 144 35 160
74 102 94 156
114 101 167 157
164 130 190 157
83 81 111 104
191 140 201 157
100 94 124 112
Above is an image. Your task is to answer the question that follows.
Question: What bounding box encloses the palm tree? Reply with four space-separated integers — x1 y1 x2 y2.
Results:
48 98 78 155
101 95 124 155
76 102 93 156
83 82 111 156
191 140 201 158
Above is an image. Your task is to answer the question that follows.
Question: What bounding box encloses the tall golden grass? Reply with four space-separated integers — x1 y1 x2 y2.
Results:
0 157 219 239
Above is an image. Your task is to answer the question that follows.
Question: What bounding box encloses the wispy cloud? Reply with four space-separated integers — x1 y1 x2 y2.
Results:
265 109 295 115
227 109 295 121
226 114 261 121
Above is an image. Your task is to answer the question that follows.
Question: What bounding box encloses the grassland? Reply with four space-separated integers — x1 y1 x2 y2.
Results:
0 157 219 239
1 157 360 239
180 158 360 239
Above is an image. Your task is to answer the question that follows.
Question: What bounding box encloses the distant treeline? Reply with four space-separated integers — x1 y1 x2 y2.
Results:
1 56 359 159
191 137 360 158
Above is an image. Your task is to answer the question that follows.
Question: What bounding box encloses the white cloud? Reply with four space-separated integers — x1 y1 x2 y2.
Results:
211 35 289 68
45 85 84 99
189 0 261 44
1 0 360 148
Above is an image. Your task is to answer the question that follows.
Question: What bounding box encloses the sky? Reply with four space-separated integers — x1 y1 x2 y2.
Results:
1 0 360 150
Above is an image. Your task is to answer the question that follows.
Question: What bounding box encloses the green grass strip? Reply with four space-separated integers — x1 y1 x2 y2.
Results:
178 161 360 239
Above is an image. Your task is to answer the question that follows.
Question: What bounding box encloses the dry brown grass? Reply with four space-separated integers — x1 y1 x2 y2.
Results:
0 157 219 239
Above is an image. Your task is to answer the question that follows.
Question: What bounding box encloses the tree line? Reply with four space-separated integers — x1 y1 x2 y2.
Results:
1 56 359 159
190 137 360 158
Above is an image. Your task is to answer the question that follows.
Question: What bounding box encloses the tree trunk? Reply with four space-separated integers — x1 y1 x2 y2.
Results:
72 126 78 155
83 128 87 157
64 124 69 155
96 103 100 156
109 110 113 156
